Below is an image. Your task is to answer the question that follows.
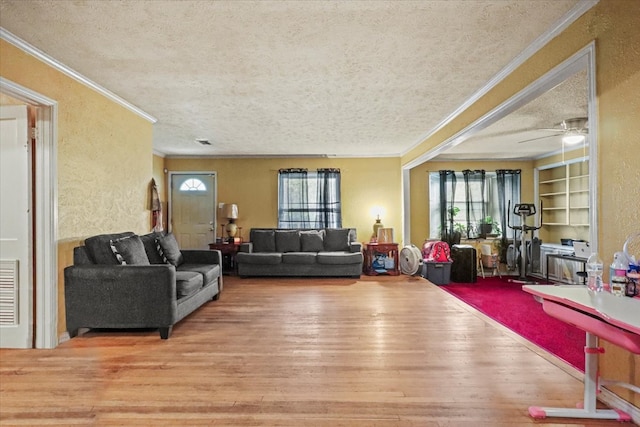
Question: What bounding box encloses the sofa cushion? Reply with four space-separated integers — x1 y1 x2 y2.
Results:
109 235 150 265
84 232 135 264
275 230 301 253
323 228 351 251
178 263 220 287
235 252 282 265
140 232 166 264
317 251 364 265
157 233 184 266
282 252 317 265
252 230 276 253
175 271 203 298
300 230 325 252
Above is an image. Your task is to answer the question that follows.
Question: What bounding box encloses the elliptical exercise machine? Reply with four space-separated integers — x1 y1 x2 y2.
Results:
507 201 543 284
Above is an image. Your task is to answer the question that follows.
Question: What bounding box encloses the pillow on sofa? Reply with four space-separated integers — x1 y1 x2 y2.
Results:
300 230 324 252
275 230 301 253
109 235 150 265
157 233 184 266
139 231 166 264
324 228 350 251
252 230 276 253
85 231 135 264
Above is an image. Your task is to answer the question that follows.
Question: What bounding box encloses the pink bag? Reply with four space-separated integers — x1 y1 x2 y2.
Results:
422 241 452 262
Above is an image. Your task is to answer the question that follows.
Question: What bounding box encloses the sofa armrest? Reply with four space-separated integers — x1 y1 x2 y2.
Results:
239 242 253 253
350 242 363 253
181 249 222 265
64 264 178 332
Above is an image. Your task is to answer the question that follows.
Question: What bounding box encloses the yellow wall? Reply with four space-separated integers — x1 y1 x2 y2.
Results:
405 0 640 406
164 157 402 243
0 40 155 335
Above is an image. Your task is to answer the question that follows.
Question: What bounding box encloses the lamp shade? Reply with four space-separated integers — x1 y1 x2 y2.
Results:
222 203 238 219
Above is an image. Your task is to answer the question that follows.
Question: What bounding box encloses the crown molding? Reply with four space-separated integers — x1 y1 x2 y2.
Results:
0 27 157 124
402 0 599 159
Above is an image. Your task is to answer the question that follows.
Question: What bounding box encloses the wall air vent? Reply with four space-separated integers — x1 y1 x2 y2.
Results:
0 260 19 325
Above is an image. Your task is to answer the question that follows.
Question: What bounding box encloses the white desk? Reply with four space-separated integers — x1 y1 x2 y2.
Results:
523 285 640 422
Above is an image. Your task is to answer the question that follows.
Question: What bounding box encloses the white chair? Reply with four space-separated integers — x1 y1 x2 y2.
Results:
479 243 501 278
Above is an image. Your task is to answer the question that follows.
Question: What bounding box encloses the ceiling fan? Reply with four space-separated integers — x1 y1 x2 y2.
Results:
517 117 588 144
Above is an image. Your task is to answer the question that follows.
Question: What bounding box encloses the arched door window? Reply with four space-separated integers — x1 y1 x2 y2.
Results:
179 178 206 191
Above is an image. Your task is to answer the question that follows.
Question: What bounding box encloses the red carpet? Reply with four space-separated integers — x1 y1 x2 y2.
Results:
440 276 585 372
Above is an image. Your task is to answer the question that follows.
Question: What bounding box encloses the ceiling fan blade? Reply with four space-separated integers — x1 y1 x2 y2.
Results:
517 133 562 144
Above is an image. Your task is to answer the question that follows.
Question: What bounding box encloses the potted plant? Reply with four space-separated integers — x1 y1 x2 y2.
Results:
441 206 463 246
479 216 500 237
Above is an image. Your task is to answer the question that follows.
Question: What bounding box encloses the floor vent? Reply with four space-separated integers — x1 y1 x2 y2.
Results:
0 260 19 325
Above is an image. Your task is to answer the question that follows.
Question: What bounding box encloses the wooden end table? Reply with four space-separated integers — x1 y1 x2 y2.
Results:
364 242 400 276
208 241 241 275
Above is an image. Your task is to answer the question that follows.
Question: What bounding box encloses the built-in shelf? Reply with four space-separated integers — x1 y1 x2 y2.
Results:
537 160 590 228
540 177 567 184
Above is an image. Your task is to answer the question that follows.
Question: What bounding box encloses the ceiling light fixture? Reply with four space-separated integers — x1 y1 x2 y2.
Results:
562 133 586 145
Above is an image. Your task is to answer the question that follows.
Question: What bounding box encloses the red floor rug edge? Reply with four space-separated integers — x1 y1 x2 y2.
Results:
440 276 585 372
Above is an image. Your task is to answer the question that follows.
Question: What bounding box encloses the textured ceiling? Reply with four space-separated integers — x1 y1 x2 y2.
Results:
0 0 582 158
436 70 588 160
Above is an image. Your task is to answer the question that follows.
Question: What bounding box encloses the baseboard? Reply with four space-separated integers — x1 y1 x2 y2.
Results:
58 331 70 344
599 387 640 425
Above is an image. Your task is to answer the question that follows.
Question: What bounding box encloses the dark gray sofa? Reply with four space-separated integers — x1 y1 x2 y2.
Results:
64 231 222 339
236 228 363 277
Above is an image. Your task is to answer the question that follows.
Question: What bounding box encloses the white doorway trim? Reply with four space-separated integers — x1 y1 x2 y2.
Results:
1 77 58 349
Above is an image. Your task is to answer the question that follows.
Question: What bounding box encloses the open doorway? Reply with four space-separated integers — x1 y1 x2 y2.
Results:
0 79 58 349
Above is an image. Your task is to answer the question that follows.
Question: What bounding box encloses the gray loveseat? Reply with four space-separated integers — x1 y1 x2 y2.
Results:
64 231 222 339
236 228 363 277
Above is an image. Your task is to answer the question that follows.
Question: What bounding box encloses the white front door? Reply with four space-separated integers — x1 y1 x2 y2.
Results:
170 173 216 249
0 105 33 348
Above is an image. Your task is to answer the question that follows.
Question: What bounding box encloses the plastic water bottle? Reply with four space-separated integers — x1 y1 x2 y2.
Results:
586 253 604 292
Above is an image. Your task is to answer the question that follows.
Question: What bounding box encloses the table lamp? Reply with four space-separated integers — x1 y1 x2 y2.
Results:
221 203 239 242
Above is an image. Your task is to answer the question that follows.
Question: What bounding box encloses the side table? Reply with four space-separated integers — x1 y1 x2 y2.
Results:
364 242 400 276
209 241 241 275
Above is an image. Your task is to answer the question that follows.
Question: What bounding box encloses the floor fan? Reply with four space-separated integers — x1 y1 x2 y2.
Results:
400 245 423 275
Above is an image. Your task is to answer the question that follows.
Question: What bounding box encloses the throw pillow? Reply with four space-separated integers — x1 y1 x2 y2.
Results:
275 230 301 253
252 230 276 253
85 231 135 264
323 228 350 251
109 235 150 265
300 230 324 252
157 233 184 266
139 232 166 264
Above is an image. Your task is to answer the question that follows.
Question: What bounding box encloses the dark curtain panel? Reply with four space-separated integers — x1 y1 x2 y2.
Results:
462 169 485 238
438 170 456 241
278 168 310 228
316 168 342 228
496 169 521 260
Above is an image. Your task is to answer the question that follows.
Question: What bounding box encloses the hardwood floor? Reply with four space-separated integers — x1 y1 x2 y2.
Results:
0 275 617 426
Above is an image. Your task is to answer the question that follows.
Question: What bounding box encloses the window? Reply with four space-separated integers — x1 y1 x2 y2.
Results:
179 178 206 192
429 170 520 239
278 168 342 229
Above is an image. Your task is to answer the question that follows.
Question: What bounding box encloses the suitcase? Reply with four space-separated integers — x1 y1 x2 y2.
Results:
451 244 477 283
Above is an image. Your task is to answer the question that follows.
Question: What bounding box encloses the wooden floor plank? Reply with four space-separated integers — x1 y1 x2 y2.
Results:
0 275 617 426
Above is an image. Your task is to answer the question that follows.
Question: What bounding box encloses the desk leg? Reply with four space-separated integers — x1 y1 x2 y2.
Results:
528 332 632 421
